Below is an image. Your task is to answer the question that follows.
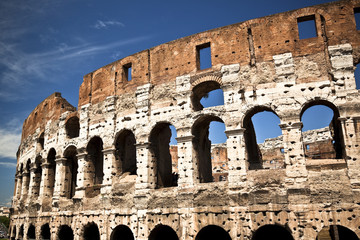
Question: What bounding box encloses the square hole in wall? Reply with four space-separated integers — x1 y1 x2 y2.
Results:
197 42 212 70
123 63 132 81
297 15 317 39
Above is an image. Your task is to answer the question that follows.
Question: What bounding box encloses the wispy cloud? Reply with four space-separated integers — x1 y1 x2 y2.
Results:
0 162 17 168
0 119 21 159
93 20 125 29
0 35 151 101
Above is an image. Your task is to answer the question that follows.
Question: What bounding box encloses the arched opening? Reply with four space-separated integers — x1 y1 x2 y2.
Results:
316 225 359 240
192 115 227 183
110 225 134 240
355 63 360 89
149 123 178 188
301 101 344 159
25 159 31 189
192 80 224 111
66 116 80 139
37 132 44 151
41 224 51 240
195 225 231 240
148 224 179 240
243 107 283 170
33 156 42 198
11 225 16 240
19 224 24 239
58 225 74 240
252 224 294 240
64 146 78 199
47 148 56 197
27 224 36 240
86 137 104 185
115 130 137 176
83 222 100 240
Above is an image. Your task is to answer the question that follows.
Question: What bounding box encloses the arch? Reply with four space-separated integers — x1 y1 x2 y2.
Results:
195 225 231 240
252 224 294 240
37 132 44 151
192 114 227 183
148 224 179 240
83 222 100 240
191 79 223 111
149 122 178 188
63 146 78 198
41 223 51 240
110 225 135 240
47 148 56 197
58 225 74 240
114 129 137 176
242 106 283 170
300 100 344 159
86 137 104 185
65 116 80 138
316 225 359 240
27 224 36 240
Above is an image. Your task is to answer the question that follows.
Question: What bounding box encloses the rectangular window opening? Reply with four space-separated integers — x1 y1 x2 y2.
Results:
123 63 132 81
297 15 317 39
354 8 360 30
197 42 212 70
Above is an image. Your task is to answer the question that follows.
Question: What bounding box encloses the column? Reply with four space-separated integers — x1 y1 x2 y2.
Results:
14 174 22 206
73 151 88 199
225 128 247 189
135 142 155 192
280 121 308 188
27 164 37 201
101 147 116 194
176 135 197 188
20 170 30 202
53 157 67 200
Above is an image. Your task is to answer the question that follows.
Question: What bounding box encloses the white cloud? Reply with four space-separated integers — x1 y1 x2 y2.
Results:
0 120 21 159
94 20 125 29
0 162 17 168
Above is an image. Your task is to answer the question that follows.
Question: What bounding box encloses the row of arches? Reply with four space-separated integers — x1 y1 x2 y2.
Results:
15 99 345 200
11 222 359 240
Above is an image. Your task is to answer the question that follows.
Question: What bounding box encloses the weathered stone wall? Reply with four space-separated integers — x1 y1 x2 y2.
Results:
10 1 360 240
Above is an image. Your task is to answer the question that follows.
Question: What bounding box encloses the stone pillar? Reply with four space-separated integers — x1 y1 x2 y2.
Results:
39 162 52 199
53 157 67 200
20 170 30 202
225 128 247 189
73 151 88 199
176 135 198 188
280 121 308 188
101 147 116 194
27 164 37 201
15 174 22 200
135 142 155 191
340 117 360 191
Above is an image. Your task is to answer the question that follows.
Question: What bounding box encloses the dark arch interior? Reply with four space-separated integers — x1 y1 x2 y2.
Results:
66 116 80 138
149 123 177 188
316 225 359 240
83 222 100 240
37 132 44 150
148 225 179 240
58 225 74 240
252 225 293 240
243 107 281 170
27 224 36 239
110 225 134 240
11 226 16 240
19 225 24 237
47 148 57 196
115 130 137 175
41 224 51 240
195 225 231 240
64 146 78 199
301 101 344 159
87 137 104 185
192 81 222 111
192 115 225 183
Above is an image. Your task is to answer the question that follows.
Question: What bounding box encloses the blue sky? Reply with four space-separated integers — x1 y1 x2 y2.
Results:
0 0 344 206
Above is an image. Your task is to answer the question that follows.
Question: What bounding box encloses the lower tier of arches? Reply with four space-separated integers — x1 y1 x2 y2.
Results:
10 207 360 240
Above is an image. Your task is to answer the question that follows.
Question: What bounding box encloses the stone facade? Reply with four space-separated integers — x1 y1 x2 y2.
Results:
10 1 360 239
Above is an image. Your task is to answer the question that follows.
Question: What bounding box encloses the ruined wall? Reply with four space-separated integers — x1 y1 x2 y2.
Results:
10 1 360 240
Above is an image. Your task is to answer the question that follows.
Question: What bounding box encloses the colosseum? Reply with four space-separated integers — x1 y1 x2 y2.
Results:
9 0 360 239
